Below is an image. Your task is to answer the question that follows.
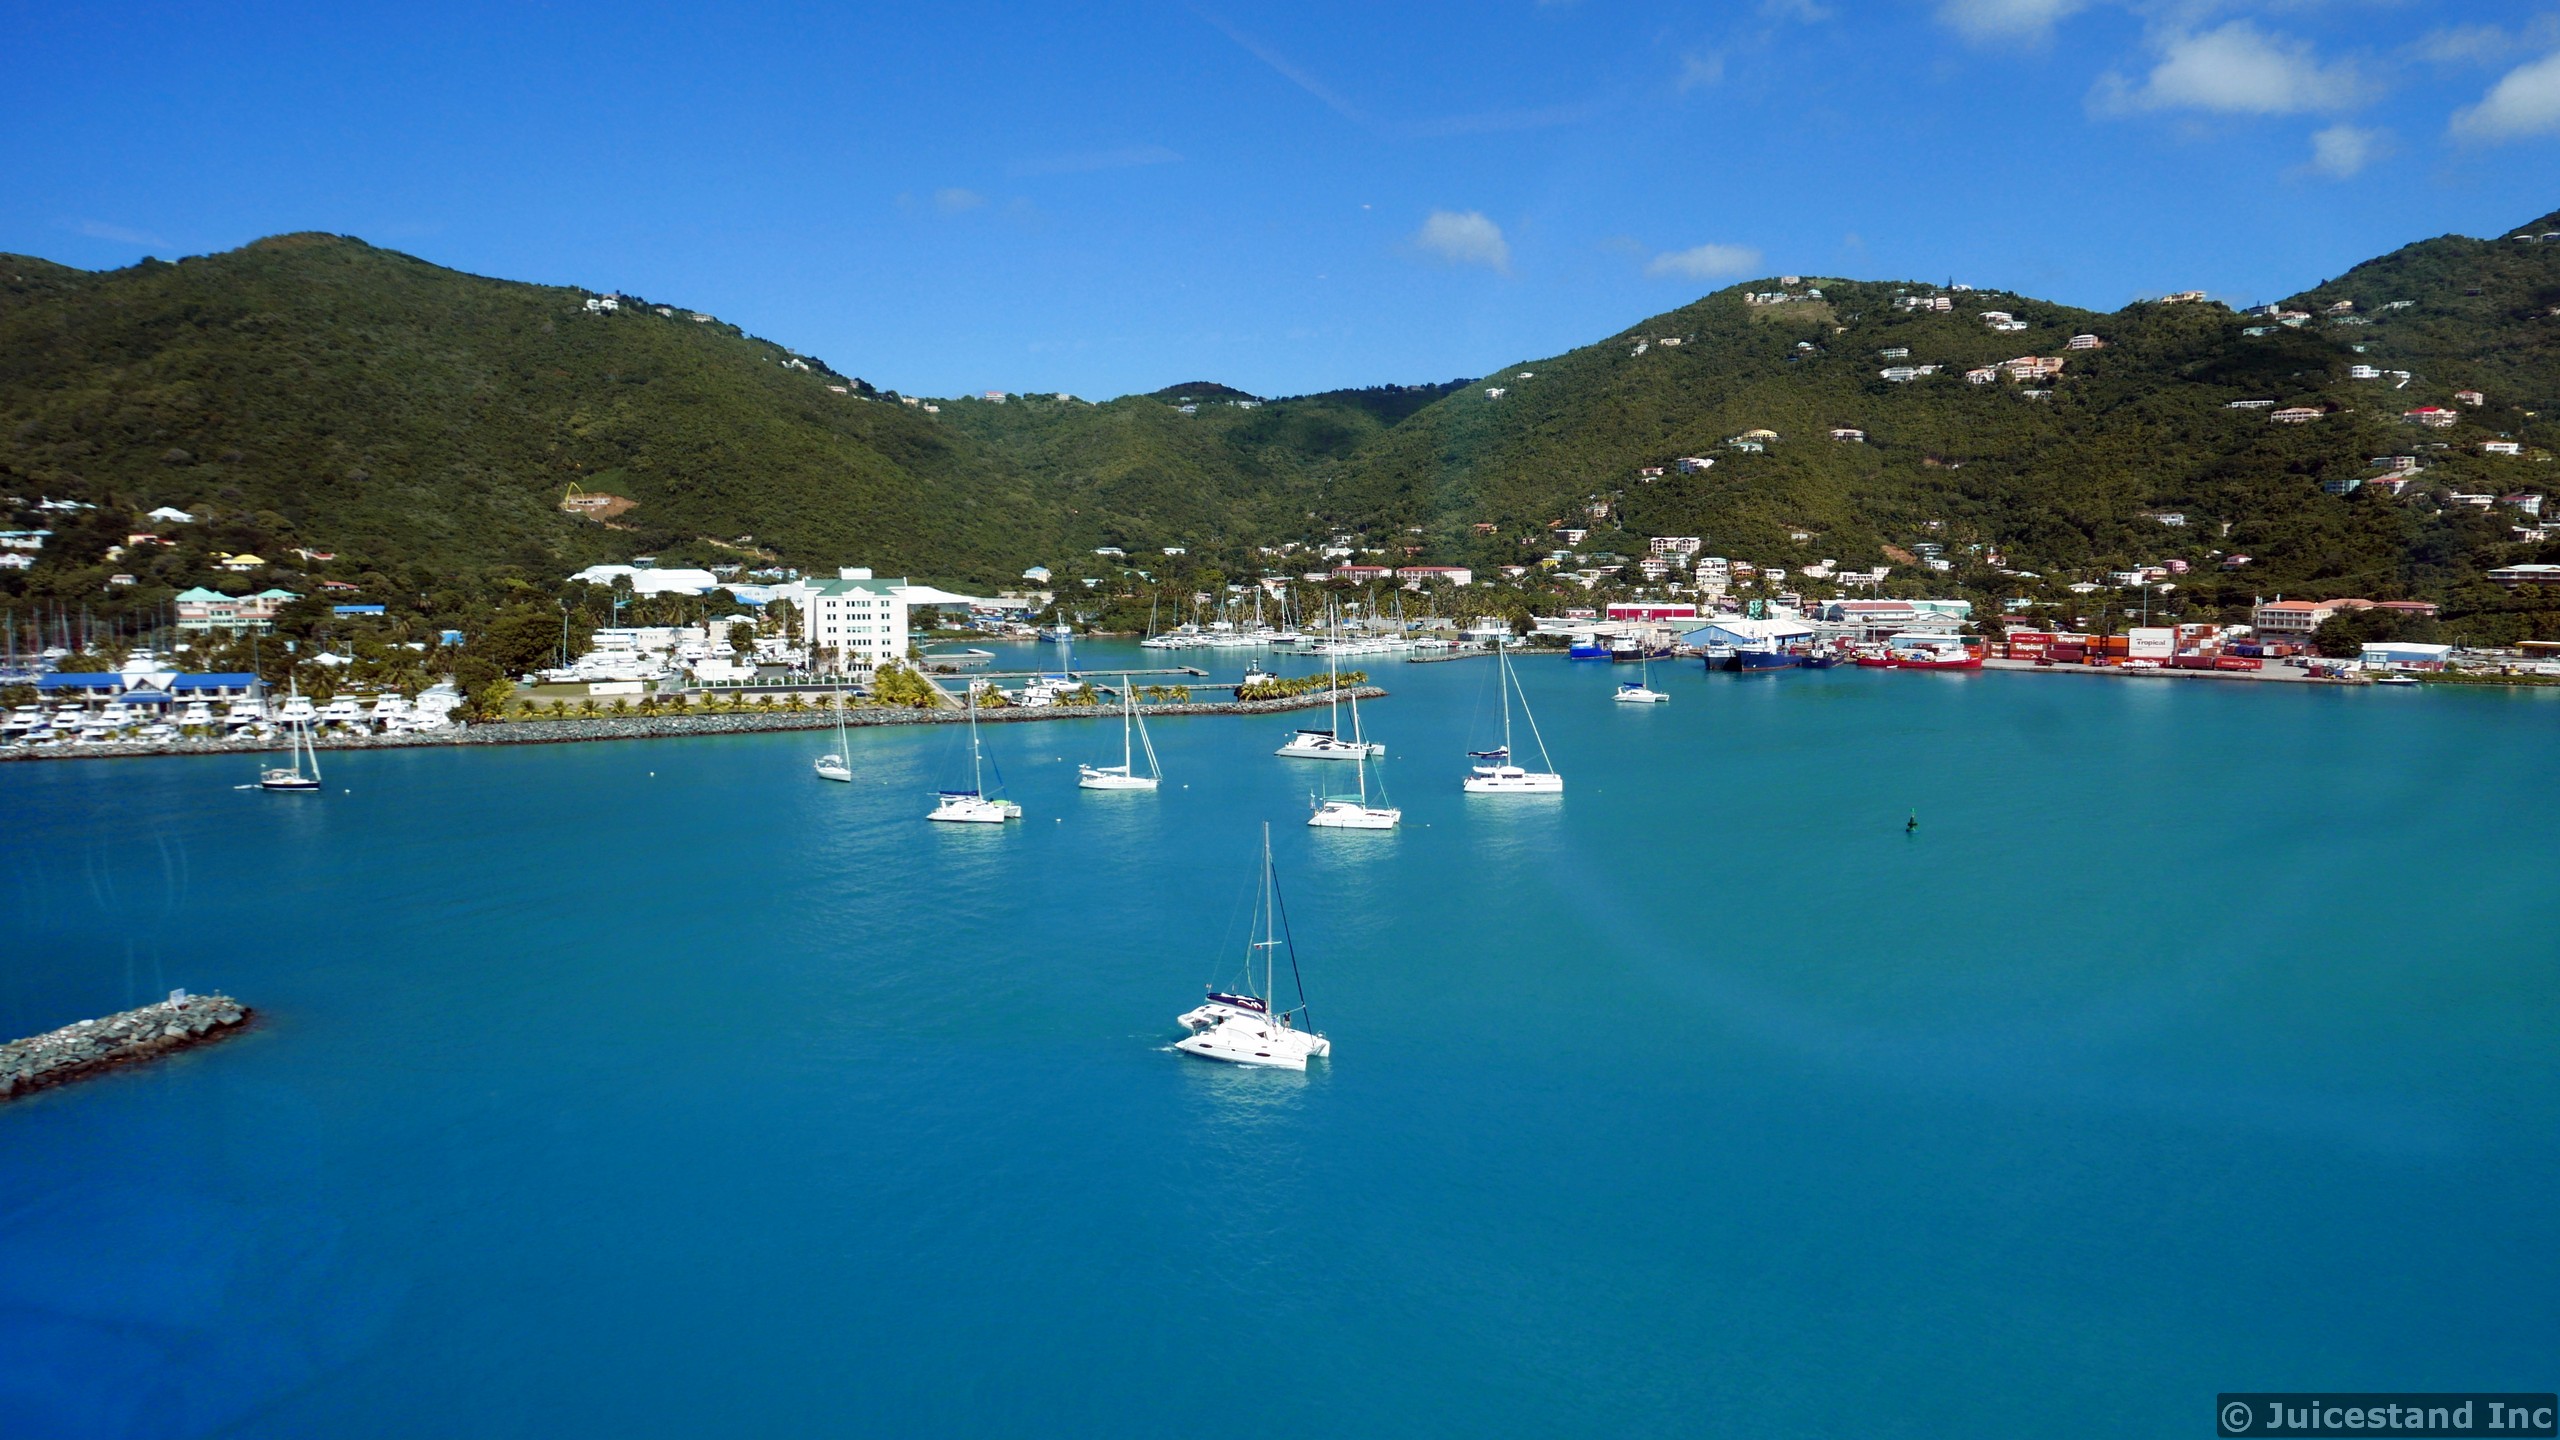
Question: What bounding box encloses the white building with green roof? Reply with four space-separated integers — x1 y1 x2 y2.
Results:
792 571 911 672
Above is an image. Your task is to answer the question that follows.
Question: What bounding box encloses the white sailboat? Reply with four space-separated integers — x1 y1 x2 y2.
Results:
1175 824 1332 1070
1275 605 1384 760
929 687 1022 823
1308 748 1399 829
1080 677 1162 790
259 685 323 792
814 687 854 782
1465 644 1564 793
1615 650 1669 704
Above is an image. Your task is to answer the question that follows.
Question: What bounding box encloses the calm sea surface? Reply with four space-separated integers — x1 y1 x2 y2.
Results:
3 642 2555 1437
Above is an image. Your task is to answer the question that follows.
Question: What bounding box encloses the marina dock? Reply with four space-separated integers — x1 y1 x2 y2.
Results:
1 992 251 1100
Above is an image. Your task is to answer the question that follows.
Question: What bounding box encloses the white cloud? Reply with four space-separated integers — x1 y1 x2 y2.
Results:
1678 52 1726 91
1644 243 1763 281
1937 0 2083 47
2450 49 2560 141
72 219 166 247
2094 22 2363 117
933 188 987 214
2304 123 2386 178
1412 210 1511 272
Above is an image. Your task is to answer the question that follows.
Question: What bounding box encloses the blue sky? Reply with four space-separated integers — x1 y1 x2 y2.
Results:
6 1 2558 399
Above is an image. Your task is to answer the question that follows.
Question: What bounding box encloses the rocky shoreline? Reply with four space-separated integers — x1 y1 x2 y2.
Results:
0 686 1391 763
1 992 252 1100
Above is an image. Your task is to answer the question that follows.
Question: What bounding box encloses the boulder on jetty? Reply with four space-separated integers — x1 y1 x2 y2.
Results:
0 990 250 1100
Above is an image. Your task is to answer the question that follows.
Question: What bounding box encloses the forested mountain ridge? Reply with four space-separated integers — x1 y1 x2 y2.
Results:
3 211 2556 636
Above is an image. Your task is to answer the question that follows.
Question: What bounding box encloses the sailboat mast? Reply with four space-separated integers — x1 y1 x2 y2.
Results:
1261 823 1276 1012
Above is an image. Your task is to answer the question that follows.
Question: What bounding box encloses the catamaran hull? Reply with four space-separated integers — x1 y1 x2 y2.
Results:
1174 1019 1330 1069
929 798 1021 823
1276 734 1383 760
1078 769 1160 790
1309 801 1400 829
1465 770 1565 793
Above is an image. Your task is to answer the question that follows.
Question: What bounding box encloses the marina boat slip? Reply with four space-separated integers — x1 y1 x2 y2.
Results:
1174 825 1332 1070
1465 644 1564 793
1079 679 1162 790
928 688 1021 823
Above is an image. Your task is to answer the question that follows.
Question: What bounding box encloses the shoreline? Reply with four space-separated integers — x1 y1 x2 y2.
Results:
0 686 1391 764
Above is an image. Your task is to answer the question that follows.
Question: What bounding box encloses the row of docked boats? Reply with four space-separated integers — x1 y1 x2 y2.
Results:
19 684 464 750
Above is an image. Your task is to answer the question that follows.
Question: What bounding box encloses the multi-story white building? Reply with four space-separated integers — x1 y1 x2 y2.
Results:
795 570 911 672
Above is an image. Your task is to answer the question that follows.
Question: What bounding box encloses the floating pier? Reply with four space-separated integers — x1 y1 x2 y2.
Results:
1 991 250 1100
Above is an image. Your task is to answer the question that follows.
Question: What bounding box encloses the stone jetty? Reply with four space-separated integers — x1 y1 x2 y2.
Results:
0 991 250 1100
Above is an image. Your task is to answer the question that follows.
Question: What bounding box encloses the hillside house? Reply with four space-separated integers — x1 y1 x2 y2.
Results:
2326 300 2356 314
1878 347 1910 360
2271 407 2324 424
175 587 298 633
2374 455 2422 473
2349 365 2384 380
2221 555 2253 569
1676 457 1714 473
217 553 266 573
2367 475 2416 497
2151 513 2188 526
2456 390 2486 407
1638 466 1665 479
1965 367 1999 385
2066 334 2105 350
1739 428 1779 442
2448 493 2494 509
2001 356 2065 381
1830 428 1866 442
2243 326 2277 336
1728 440 1765 453
2484 441 2524 457
1879 365 1940 382
1330 564 1395 582
1485 388 1507 399
2159 291 2210 304
1657 338 1682 347
0 553 29 571
2227 399 2276 409
2403 407 2458 428
2322 476 2366 496
2501 493 2544 516
1472 522 1499 534
1559 528 1589 545
2489 564 2560 588
1978 311 2014 325
1650 536 1704 557
145 506 195 524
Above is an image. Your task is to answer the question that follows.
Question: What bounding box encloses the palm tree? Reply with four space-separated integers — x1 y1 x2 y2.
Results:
578 698 600 718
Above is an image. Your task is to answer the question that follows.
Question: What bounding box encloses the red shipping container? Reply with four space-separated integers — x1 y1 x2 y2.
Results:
2214 655 2263 671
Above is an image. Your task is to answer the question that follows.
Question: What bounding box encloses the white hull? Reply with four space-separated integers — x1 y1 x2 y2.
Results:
1174 1016 1331 1070
1615 686 1669 704
1309 800 1400 829
929 795 1021 823
1465 766 1564 793
814 757 853 782
1275 732 1383 760
1078 766 1160 790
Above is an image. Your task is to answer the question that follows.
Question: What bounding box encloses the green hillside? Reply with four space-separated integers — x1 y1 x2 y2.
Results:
4 212 2558 655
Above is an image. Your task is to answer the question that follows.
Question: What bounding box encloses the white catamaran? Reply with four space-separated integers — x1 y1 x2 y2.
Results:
258 684 324 792
1465 644 1565 793
929 687 1022 823
1080 677 1162 790
1175 824 1333 1070
1615 650 1669 704
814 687 855 782
1308 747 1399 829
1275 606 1383 761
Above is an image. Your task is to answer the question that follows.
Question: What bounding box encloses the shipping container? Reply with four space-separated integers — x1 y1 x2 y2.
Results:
2213 655 2263 671
2128 627 2177 660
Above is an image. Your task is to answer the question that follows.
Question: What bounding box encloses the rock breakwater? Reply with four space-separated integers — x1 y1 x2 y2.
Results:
0 687 1390 762
1 992 251 1100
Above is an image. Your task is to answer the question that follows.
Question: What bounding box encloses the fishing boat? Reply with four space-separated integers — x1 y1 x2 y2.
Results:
1035 619 1076 643
2371 673 2421 687
1615 651 1669 704
1080 678 1162 790
1175 825 1332 1070
1276 607 1384 760
259 687 324 792
1465 645 1564 793
814 687 854 782
929 689 1021 822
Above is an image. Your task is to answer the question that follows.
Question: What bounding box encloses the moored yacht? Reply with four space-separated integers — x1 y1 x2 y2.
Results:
1079 678 1161 790
928 688 1021 822
1465 645 1565 793
1174 825 1332 1070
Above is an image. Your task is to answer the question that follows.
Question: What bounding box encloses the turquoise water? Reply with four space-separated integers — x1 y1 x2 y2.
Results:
4 643 2555 1437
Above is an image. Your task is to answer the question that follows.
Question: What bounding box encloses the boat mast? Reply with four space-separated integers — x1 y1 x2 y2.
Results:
1501 647 1515 759
1261 822 1276 1016
968 685 984 797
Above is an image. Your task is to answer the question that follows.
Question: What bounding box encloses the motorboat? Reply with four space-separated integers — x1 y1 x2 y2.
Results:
1035 621 1077 643
2371 673 2422 686
319 696 366 727
1080 680 1162 790
276 692 319 725
1174 825 1332 1071
177 700 217 728
1465 645 1565 793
